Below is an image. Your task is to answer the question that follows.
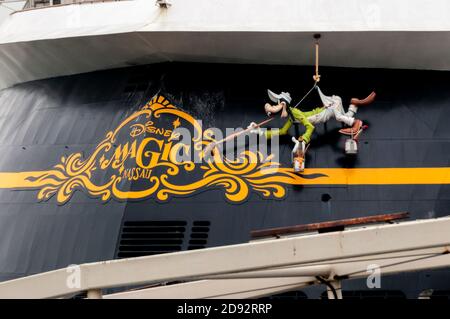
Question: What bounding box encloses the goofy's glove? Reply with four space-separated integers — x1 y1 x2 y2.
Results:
292 136 306 154
247 122 263 136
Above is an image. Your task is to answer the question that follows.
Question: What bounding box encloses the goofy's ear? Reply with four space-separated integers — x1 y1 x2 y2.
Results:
280 101 289 118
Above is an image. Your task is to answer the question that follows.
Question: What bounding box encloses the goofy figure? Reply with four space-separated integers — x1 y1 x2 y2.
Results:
248 87 376 172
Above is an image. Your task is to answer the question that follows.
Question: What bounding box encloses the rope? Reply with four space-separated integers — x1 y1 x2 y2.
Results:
313 35 321 83
313 41 320 82
293 35 321 109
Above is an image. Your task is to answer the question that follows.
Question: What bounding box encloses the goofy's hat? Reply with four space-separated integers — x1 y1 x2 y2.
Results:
267 90 292 105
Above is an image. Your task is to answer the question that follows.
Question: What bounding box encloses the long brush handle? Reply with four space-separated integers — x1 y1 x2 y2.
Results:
214 117 274 145
204 117 274 155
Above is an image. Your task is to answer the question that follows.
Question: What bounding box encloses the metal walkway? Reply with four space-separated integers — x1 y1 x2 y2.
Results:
1 216 450 299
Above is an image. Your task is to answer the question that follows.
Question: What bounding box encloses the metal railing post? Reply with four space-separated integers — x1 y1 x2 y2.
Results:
87 289 102 299
326 280 343 299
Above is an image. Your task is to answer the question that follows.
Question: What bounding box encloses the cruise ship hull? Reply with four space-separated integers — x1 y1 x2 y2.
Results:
0 62 449 298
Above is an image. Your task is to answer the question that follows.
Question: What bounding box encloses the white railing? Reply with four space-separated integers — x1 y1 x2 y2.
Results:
1 216 450 299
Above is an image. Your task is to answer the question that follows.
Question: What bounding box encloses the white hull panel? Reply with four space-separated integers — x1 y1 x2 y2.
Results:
0 0 450 88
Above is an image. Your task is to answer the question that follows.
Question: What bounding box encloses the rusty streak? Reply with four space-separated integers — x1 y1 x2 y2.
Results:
250 212 410 238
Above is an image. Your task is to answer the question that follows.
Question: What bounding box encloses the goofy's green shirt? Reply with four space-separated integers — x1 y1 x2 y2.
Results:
265 107 324 143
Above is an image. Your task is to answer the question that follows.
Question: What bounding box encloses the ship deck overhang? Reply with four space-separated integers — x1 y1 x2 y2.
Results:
0 0 450 89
